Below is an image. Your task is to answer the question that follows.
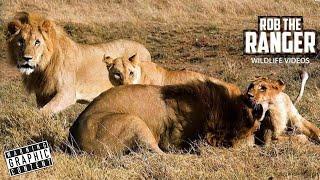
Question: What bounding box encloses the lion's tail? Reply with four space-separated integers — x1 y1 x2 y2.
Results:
294 70 309 105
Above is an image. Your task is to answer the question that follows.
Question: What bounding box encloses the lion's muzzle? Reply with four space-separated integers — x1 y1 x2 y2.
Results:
17 56 36 75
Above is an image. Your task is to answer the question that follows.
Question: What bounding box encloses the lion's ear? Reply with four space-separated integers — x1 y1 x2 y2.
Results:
275 79 285 91
7 21 21 36
128 54 140 66
7 12 31 37
41 20 53 33
103 56 114 68
14 12 29 23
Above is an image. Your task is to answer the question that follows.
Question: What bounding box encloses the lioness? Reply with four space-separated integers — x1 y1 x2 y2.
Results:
69 80 269 156
245 72 320 144
102 54 239 94
6 12 151 114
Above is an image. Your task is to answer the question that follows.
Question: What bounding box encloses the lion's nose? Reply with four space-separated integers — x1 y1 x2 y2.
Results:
23 56 33 62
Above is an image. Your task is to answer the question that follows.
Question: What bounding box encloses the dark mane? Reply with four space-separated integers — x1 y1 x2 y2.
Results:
161 80 257 147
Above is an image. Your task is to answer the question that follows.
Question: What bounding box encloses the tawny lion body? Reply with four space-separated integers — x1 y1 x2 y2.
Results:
6 12 151 114
245 72 320 145
103 55 239 95
69 81 269 156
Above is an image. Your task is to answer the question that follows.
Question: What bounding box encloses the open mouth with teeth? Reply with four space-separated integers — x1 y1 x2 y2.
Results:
248 98 258 108
243 95 269 122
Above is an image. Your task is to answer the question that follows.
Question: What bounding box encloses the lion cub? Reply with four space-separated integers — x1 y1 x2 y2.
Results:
103 54 239 94
245 72 320 144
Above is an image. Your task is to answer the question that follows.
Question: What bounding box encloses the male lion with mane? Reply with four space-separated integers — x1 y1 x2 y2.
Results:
69 80 269 156
6 12 151 114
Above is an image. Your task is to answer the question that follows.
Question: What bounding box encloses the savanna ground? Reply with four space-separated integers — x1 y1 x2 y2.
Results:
0 0 320 179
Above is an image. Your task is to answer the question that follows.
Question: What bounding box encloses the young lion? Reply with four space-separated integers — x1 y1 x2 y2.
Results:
69 80 269 156
102 54 240 94
6 12 151 114
245 72 320 144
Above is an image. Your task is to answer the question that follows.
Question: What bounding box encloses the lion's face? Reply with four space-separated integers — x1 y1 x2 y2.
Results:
245 77 285 105
7 15 54 75
9 25 48 75
103 54 141 86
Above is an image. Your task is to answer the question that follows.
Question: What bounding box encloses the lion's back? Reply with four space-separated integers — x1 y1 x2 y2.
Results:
80 84 166 120
99 39 151 62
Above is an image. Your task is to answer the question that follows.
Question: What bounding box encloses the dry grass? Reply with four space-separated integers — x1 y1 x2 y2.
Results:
0 0 320 179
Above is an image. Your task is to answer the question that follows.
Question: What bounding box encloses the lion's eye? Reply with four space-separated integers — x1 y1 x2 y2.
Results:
129 71 134 76
259 85 267 92
17 39 24 47
35 39 41 46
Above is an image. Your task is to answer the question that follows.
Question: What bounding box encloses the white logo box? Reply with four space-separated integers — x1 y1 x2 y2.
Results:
4 141 53 176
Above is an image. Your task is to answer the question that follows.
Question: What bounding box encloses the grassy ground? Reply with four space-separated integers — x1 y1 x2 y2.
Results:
0 0 320 179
